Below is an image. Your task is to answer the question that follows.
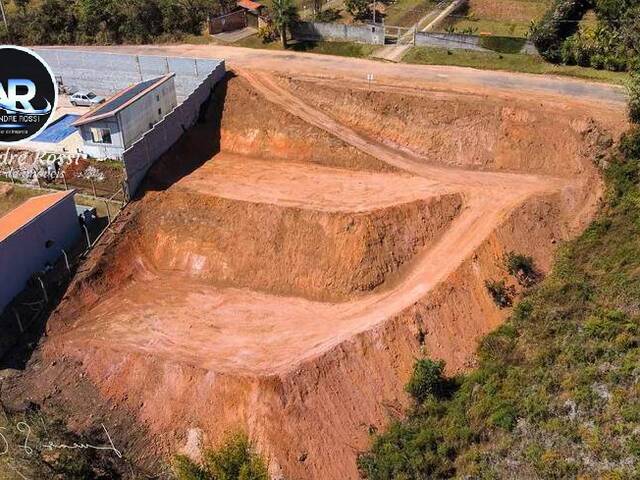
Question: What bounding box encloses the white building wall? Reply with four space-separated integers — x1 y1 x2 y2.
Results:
118 77 178 149
78 118 125 159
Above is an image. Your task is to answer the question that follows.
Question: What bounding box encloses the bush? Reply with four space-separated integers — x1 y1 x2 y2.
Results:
256 24 277 43
628 69 640 124
405 359 447 402
619 126 640 159
503 251 541 287
485 279 515 308
174 432 268 480
530 0 590 63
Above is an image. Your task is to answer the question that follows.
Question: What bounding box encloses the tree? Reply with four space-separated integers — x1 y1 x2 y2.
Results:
271 0 298 48
628 67 640 124
174 432 268 480
405 358 447 402
344 0 369 20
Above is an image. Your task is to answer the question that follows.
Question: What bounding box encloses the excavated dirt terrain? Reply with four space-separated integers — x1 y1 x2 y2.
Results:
5 70 627 480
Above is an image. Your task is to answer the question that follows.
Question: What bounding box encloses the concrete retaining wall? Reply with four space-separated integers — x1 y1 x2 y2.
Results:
122 61 226 196
291 21 385 45
415 31 487 51
34 49 222 101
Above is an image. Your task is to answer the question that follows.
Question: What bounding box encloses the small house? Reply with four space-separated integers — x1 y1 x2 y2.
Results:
0 190 79 314
73 74 177 159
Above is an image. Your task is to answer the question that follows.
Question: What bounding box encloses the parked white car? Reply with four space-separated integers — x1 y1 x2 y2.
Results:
69 91 106 107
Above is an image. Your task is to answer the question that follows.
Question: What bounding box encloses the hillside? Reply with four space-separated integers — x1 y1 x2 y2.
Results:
358 123 640 477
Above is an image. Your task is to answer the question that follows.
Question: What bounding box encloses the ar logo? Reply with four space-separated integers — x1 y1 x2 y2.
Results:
0 79 38 112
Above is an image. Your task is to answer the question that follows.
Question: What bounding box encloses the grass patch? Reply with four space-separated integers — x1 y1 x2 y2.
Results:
235 35 376 57
383 0 436 27
0 183 46 216
402 46 629 84
444 17 532 37
479 35 527 53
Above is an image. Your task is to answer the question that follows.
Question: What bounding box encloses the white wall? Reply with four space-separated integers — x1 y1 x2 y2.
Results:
118 77 178 149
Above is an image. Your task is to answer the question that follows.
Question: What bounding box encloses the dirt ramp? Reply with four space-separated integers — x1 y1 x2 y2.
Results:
87 187 462 302
219 76 399 173
286 78 619 177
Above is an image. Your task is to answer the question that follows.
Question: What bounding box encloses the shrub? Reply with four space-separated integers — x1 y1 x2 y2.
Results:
256 24 277 43
628 69 640 124
405 358 447 402
174 432 268 480
485 279 514 308
503 251 541 287
619 126 640 159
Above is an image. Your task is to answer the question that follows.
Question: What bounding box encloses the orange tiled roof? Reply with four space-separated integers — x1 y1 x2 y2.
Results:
0 190 75 242
237 0 263 10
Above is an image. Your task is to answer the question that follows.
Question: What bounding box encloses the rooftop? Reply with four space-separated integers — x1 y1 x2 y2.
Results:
237 0 264 11
0 190 76 242
73 73 175 127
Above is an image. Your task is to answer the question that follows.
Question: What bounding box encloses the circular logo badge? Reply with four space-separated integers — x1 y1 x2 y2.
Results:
0 46 57 144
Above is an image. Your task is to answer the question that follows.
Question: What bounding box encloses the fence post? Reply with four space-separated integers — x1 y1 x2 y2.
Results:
12 308 23 334
83 224 91 249
61 248 70 272
104 200 112 223
37 277 48 304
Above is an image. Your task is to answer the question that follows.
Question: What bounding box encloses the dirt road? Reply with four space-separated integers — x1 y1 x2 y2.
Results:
68 43 626 106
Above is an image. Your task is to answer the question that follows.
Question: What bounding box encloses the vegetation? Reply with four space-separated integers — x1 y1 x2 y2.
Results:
479 35 527 54
359 89 640 478
0 405 128 479
0 0 222 44
344 0 371 21
484 279 515 308
405 359 448 402
629 68 640 124
271 0 300 48
503 251 541 287
402 46 629 84
174 432 269 480
531 0 640 70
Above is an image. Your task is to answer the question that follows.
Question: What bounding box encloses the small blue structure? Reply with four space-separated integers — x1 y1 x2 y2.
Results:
0 190 80 314
34 114 80 143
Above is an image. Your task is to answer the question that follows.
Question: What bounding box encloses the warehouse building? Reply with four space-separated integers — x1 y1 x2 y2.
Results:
73 74 177 159
0 190 79 314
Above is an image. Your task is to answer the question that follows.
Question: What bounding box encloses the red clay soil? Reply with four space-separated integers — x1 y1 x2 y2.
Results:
6 70 626 480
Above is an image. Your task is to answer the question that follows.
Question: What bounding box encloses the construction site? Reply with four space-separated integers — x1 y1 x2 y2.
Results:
0 46 627 480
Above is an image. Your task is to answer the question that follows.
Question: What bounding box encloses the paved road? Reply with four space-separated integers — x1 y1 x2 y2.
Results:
68 43 627 106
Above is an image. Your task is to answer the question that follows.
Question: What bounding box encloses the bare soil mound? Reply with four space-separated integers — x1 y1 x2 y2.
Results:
7 70 624 480
219 76 399 173
286 77 617 177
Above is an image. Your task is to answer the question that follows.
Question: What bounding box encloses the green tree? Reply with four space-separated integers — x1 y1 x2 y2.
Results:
405 358 447 402
271 0 298 48
344 0 369 20
174 432 268 480
628 67 640 124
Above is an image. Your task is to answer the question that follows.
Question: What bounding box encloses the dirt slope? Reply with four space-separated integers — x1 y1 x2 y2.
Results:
6 68 625 480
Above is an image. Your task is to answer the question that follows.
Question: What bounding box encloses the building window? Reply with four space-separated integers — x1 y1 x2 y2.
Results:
158 108 162 116
156 94 160 102
90 127 112 144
